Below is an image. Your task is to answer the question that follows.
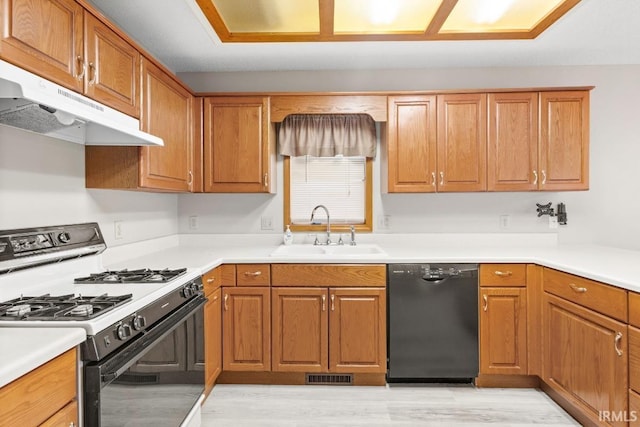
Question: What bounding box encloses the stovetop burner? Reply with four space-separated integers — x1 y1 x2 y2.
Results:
74 268 187 284
0 294 133 320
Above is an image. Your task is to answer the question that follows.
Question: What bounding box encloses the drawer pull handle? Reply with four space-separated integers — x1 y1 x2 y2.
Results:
431 172 436 186
207 277 215 283
331 294 335 311
212 295 218 301
569 283 587 293
88 62 97 85
244 271 262 277
494 270 512 277
533 170 538 185
439 171 444 186
223 294 228 311
322 294 326 312
482 294 488 312
614 332 623 357
76 56 86 80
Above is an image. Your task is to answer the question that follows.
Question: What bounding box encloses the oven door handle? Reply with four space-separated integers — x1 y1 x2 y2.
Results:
87 295 206 388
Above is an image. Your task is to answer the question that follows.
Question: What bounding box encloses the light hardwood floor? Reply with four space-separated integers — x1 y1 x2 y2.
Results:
201 384 579 426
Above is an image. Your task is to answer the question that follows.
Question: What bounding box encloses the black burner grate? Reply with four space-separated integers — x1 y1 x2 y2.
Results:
74 268 187 284
0 293 133 320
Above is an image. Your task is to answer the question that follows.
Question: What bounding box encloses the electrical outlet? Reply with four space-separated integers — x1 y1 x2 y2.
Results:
549 216 558 229
114 220 124 240
499 215 510 229
261 216 274 230
378 215 391 229
188 215 198 230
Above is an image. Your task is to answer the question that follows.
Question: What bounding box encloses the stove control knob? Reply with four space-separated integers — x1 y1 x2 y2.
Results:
57 232 71 243
116 323 132 340
182 286 193 298
132 315 146 331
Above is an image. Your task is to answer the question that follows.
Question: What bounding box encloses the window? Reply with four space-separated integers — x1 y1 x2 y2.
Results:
284 155 373 232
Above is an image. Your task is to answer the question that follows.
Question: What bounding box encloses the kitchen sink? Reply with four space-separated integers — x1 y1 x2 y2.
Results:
270 244 386 257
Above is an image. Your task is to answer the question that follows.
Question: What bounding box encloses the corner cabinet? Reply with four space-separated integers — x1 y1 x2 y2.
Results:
85 58 201 192
203 96 275 193
542 268 628 426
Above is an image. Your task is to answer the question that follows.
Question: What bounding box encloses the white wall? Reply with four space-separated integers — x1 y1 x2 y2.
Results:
0 126 178 247
178 64 640 250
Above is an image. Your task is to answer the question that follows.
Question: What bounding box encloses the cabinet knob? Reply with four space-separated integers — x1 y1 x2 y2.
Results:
207 277 215 283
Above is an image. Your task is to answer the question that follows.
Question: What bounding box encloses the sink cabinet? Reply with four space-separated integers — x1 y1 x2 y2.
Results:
271 286 386 374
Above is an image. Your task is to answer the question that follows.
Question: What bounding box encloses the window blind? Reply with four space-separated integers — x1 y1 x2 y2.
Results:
290 156 366 225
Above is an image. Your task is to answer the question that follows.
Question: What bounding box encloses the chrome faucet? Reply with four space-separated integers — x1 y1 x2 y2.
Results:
310 205 331 245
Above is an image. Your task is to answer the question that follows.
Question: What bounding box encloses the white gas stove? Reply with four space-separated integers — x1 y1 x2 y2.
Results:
0 223 206 426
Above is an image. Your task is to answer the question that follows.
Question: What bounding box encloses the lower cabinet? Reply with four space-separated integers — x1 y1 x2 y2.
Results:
222 286 271 371
204 287 222 396
543 293 628 426
479 287 527 375
272 287 386 374
0 348 77 426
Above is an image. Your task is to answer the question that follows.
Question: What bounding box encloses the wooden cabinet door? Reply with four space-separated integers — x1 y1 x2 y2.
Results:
203 97 271 193
329 288 386 373
539 91 589 190
386 96 437 192
140 57 195 191
437 94 487 192
222 286 271 371
479 287 527 375
272 287 328 372
84 12 140 117
40 400 78 427
488 93 538 191
0 0 83 92
204 288 222 396
544 293 627 426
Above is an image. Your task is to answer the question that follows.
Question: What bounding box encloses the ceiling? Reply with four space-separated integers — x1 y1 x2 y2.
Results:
85 0 640 73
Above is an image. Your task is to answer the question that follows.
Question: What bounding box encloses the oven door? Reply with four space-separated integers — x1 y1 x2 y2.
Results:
84 295 206 427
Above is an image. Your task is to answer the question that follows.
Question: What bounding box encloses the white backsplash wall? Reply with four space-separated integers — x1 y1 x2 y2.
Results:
0 126 179 247
179 64 640 250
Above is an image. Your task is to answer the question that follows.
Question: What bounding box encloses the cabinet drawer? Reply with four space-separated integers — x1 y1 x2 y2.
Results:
40 399 78 427
480 264 526 287
543 268 627 322
630 292 640 329
236 264 271 286
0 348 76 426
271 264 386 287
202 267 222 296
630 326 640 393
221 264 236 286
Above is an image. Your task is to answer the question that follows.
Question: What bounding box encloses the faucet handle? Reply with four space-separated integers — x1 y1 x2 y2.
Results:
350 225 357 246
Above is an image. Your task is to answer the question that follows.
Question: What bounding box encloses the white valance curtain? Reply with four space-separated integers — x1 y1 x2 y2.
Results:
278 114 376 158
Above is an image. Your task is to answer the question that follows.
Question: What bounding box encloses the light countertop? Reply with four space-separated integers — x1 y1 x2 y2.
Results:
102 233 640 294
0 327 85 388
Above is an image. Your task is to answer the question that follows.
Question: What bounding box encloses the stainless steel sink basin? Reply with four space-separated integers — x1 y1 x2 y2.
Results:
270 244 386 257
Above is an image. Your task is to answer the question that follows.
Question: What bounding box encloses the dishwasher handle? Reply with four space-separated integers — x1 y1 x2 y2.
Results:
421 276 449 284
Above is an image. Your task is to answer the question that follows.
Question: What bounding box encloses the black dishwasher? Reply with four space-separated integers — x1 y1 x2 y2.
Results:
387 263 479 382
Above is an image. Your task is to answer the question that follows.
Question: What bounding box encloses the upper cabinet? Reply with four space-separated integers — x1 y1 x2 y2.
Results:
487 92 539 191
437 93 487 192
539 91 590 191
387 89 590 193
85 58 200 192
203 96 275 193
385 93 487 192
83 11 140 117
386 95 437 193
0 0 140 117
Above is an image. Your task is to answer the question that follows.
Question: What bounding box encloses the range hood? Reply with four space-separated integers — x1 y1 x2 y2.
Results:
0 59 163 146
